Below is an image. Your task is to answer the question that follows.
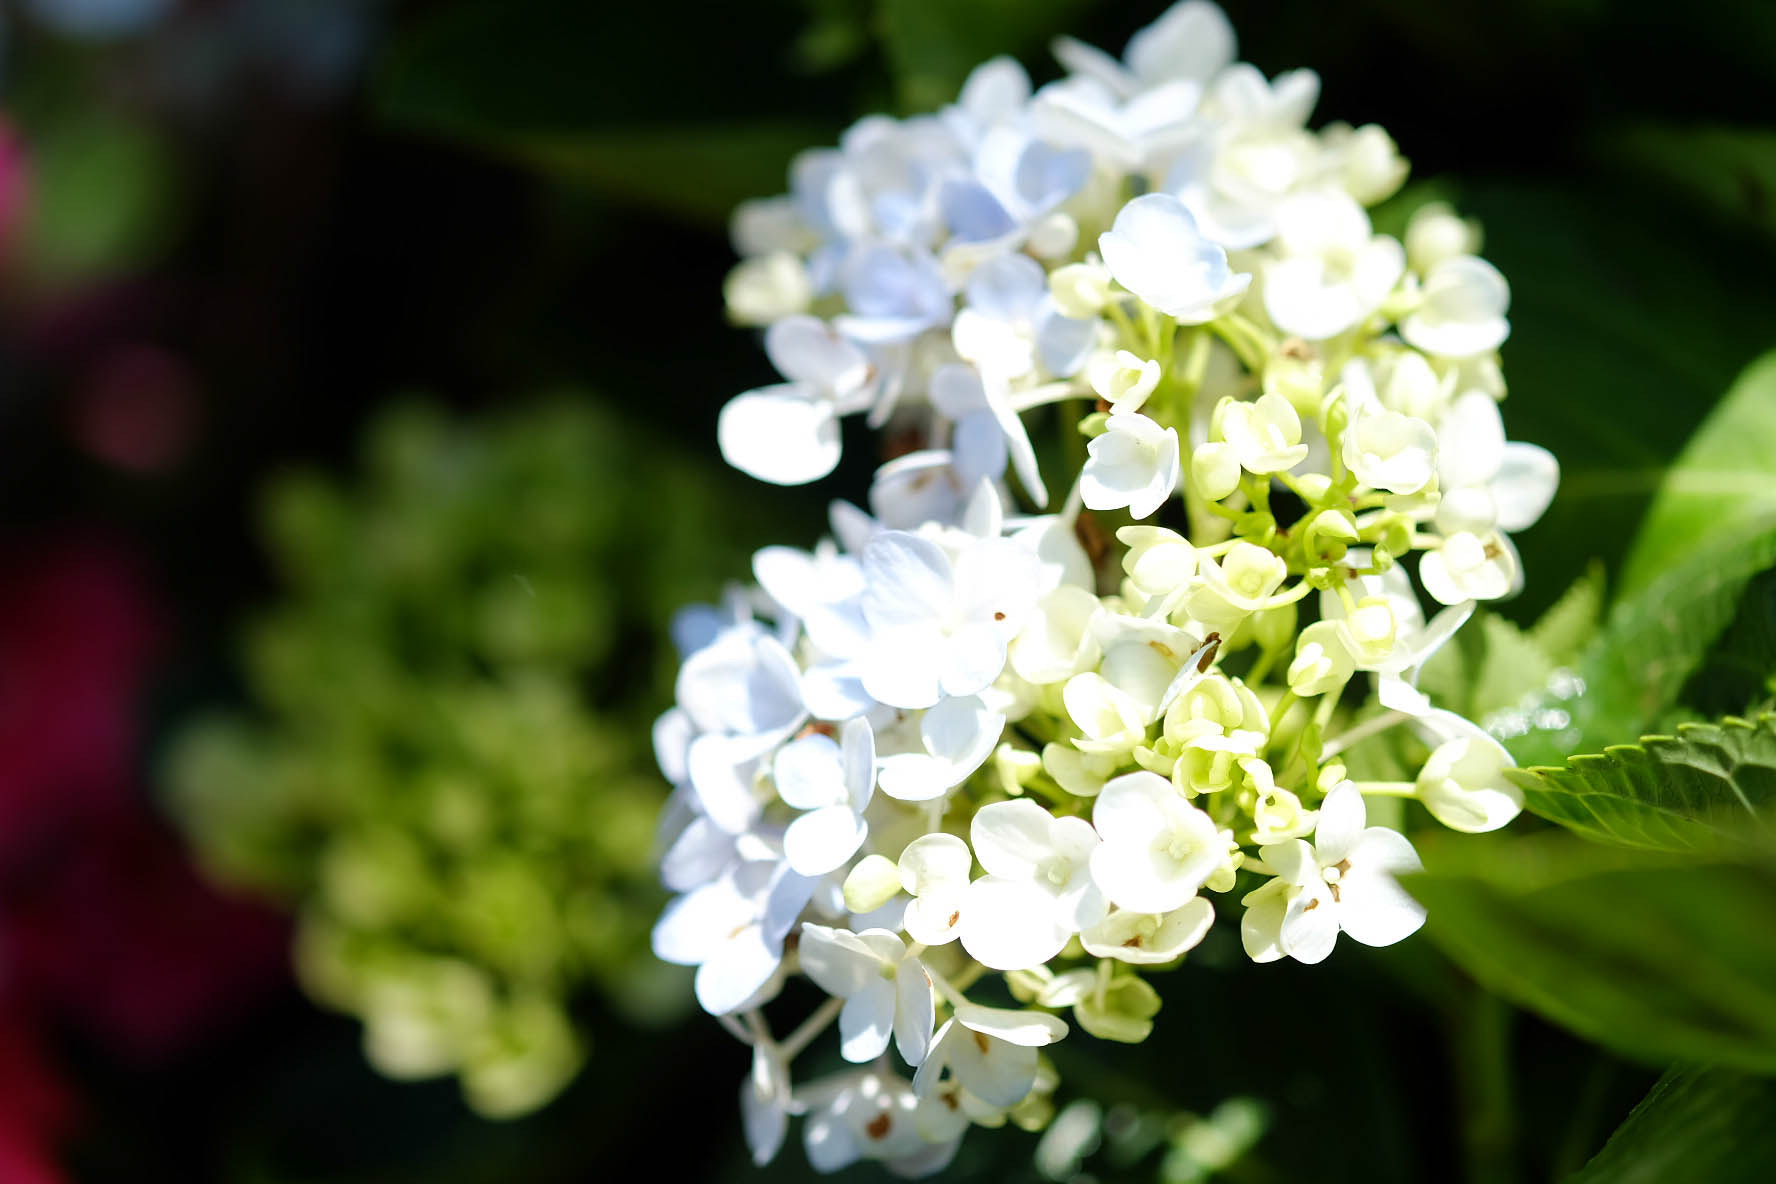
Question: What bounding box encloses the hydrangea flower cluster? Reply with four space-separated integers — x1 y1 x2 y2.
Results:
658 2 1559 1173
170 400 762 1119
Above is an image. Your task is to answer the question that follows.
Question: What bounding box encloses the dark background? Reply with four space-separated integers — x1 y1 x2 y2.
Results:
1 0 1773 1180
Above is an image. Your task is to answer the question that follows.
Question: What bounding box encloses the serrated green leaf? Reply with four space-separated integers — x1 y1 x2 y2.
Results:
1503 524 1776 767
1616 350 1776 601
1508 713 1776 852
1471 615 1557 721
1407 832 1776 1074
1529 561 1605 666
1565 1066 1776 1184
1415 610 1556 725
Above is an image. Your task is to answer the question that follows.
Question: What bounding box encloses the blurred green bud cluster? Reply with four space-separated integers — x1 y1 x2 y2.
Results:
166 397 754 1118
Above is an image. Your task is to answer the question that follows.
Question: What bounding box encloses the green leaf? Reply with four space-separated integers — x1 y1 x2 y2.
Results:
1507 713 1776 852
1680 566 1776 722
1596 123 1776 250
1503 524 1776 767
1529 561 1606 667
373 0 839 224
1459 181 1776 621
1565 1067 1776 1184
1417 609 1560 725
876 0 1091 112
1616 350 1776 601
1407 832 1776 1074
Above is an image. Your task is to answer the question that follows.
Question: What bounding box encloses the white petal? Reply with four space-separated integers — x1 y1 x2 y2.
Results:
783 805 868 876
740 1057 789 1166
1313 783 1366 865
953 1000 1068 1047
876 752 960 802
688 735 762 834
940 621 1011 698
1278 882 1339 965
841 716 877 811
795 923 877 997
662 817 736 892
1492 443 1559 533
1338 831 1427 947
904 887 967 946
960 877 1072 970
1239 878 1291 963
900 833 973 894
970 799 1056 879
838 979 897 1062
804 1106 861 1173
774 733 844 810
765 315 869 392
922 693 1006 769
860 624 949 711
694 927 783 1015
894 958 937 1066
652 881 750 966
954 1035 1039 1109
862 531 954 626
1090 772 1173 845
1437 392 1506 488
717 386 841 484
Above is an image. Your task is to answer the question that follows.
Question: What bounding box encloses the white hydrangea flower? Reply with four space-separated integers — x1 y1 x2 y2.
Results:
899 833 973 946
1401 255 1510 358
1088 349 1162 414
856 531 1040 709
961 800 1108 970
1214 391 1309 474
1263 188 1404 341
774 717 877 876
913 1002 1067 1109
1079 897 1214 964
798 924 936 1065
718 316 875 484
654 2 1564 1168
1089 771 1228 913
1080 411 1182 520
1254 782 1426 964
876 694 1006 802
1097 194 1251 323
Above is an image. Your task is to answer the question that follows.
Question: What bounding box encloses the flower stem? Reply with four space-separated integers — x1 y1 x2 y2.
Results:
781 995 844 1061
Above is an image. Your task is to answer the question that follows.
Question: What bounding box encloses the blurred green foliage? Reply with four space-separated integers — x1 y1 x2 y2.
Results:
165 397 758 1118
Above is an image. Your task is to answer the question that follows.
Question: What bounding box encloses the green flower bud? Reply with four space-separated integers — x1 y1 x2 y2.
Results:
1076 972 1162 1043
843 854 904 915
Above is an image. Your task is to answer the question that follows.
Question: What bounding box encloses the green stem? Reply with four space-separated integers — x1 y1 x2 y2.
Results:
1453 989 1519 1184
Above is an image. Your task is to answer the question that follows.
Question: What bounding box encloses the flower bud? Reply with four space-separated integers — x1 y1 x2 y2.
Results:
1215 393 1309 475
1190 441 1241 501
1074 972 1161 1043
1089 350 1161 413
1416 735 1522 832
1326 123 1409 205
1027 212 1079 259
1339 596 1399 666
1288 620 1354 697
724 252 813 326
842 854 904 915
1303 509 1360 563
1050 261 1114 319
1262 354 1327 419
1405 201 1482 275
